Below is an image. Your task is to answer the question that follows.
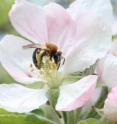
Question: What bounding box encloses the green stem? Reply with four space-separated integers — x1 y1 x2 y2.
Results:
62 112 67 124
75 108 82 123
87 87 108 118
49 105 63 124
47 89 62 124
66 111 75 124
65 108 82 124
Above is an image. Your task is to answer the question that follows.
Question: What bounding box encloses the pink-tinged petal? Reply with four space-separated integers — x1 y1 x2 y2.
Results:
97 54 117 88
0 35 42 84
111 41 117 56
44 2 76 49
64 13 112 74
104 85 117 122
68 0 113 22
56 75 97 111
0 84 47 113
9 0 48 43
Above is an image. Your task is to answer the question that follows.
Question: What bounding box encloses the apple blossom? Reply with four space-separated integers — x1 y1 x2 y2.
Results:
79 0 117 89
68 0 113 25
104 85 117 123
96 41 117 88
0 0 113 113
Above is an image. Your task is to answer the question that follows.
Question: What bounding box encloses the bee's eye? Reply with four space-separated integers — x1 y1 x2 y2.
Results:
56 51 62 55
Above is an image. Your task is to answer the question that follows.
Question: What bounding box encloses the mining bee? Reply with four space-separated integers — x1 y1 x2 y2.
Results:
23 43 65 70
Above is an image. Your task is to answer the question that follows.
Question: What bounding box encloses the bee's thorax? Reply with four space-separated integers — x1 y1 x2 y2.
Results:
45 42 58 53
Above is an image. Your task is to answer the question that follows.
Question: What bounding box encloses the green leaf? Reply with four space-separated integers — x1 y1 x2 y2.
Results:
99 117 112 124
26 113 55 124
86 87 108 119
0 114 27 124
78 118 100 124
78 118 112 124
0 65 14 83
0 109 55 124
112 34 117 41
31 108 45 116
0 0 14 27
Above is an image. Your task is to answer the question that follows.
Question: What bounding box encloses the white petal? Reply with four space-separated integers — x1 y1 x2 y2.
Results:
99 54 117 88
68 0 113 23
0 35 41 84
44 2 76 52
9 0 48 43
56 75 97 111
0 84 47 113
64 13 112 74
15 0 26 3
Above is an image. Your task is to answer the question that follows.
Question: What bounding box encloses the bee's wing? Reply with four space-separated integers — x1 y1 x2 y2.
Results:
23 44 42 49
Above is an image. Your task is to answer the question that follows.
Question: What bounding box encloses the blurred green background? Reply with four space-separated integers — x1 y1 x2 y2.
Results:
0 0 75 84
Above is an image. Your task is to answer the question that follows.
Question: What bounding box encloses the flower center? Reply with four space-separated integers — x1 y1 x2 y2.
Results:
24 42 65 88
35 43 64 88
32 42 65 70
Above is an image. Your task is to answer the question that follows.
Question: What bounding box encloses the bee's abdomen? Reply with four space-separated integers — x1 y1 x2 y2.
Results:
33 48 63 70
32 48 47 69
32 48 39 69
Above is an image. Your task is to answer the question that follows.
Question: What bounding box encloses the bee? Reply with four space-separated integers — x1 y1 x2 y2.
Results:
23 43 65 70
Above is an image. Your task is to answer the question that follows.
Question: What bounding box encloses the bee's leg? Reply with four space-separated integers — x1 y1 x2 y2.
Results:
56 56 65 70
61 56 65 65
57 63 61 70
57 57 65 70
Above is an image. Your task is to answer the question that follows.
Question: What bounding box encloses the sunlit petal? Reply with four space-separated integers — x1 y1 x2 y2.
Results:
97 54 117 88
0 84 47 113
9 0 48 43
64 13 112 74
56 75 97 111
44 2 76 52
68 0 113 23
0 35 41 84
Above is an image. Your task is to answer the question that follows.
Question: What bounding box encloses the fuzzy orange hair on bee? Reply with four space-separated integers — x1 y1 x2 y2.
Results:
45 42 58 53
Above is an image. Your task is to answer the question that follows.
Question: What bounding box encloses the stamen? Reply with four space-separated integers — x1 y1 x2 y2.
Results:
24 42 65 88
39 56 64 88
28 64 42 79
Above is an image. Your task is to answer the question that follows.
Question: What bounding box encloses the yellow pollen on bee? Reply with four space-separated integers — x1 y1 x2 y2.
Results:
28 64 42 79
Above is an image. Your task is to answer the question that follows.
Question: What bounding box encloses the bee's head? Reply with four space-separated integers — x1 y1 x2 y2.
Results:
56 51 62 55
